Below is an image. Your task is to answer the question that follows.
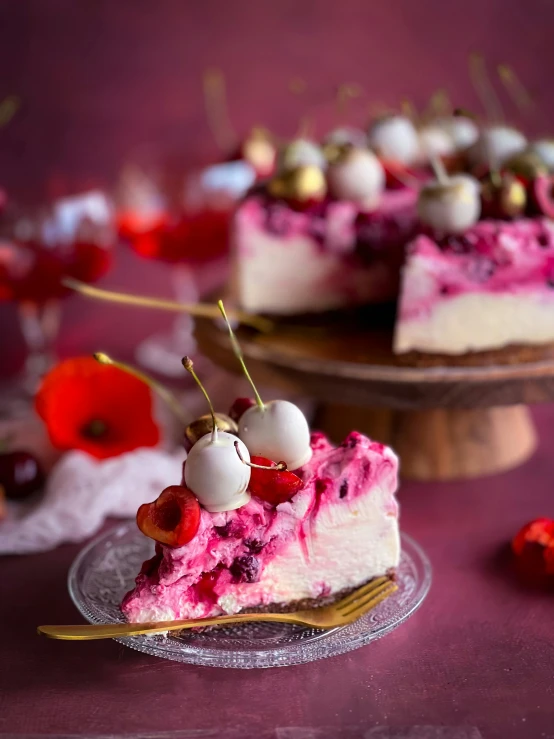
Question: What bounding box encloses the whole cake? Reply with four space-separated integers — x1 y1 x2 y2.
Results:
121 310 401 623
230 112 554 357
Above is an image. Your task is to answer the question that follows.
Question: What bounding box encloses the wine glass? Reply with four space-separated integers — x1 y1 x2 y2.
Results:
117 159 255 377
0 190 116 417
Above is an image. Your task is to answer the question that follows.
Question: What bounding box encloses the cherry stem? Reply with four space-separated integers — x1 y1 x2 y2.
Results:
93 353 190 425
62 278 273 333
497 64 534 116
469 52 504 123
234 441 287 471
181 356 219 433
429 154 448 185
217 300 264 410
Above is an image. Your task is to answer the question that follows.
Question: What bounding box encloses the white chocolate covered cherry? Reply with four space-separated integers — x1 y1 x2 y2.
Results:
323 126 368 150
327 147 385 209
417 174 481 233
368 115 420 165
435 116 479 151
238 400 312 471
185 430 251 513
469 124 527 169
280 138 327 171
418 124 456 159
529 139 554 172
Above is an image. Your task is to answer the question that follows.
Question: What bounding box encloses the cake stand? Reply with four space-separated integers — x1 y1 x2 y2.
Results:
195 310 554 481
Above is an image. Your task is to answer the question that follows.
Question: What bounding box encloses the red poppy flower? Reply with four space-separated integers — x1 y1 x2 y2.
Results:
35 357 160 460
512 518 554 586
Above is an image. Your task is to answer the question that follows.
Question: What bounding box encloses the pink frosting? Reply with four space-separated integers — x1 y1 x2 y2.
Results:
234 189 418 259
399 218 554 320
122 431 398 621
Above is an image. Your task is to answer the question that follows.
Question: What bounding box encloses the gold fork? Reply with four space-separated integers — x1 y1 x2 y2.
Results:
38 576 397 641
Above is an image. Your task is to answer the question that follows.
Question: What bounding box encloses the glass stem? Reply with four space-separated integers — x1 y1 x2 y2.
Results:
18 300 61 394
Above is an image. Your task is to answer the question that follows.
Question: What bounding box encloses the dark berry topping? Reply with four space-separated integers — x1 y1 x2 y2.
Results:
307 217 327 245
339 480 349 499
214 521 233 538
341 433 359 449
440 234 473 255
244 538 265 554
265 204 292 237
538 232 550 248
230 555 260 583
465 256 496 283
315 478 332 496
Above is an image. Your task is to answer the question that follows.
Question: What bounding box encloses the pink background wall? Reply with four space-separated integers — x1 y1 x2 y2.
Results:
1 0 554 371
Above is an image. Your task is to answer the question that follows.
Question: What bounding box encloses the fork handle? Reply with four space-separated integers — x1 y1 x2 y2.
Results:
37 611 305 641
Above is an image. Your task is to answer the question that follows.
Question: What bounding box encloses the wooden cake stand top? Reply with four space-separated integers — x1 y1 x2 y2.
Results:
196 313 554 411
196 312 554 480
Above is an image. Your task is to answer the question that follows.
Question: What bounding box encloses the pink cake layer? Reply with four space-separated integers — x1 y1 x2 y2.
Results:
399 218 554 320
235 188 419 259
122 431 399 622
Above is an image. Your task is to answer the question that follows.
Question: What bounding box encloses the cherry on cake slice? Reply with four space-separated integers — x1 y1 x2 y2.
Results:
122 430 400 622
394 218 554 355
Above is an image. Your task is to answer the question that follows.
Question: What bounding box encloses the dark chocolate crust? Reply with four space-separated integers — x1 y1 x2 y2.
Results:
236 570 396 615
396 342 554 368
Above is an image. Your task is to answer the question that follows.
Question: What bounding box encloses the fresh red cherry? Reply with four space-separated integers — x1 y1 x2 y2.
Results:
512 517 554 586
380 159 419 190
0 450 45 500
229 397 256 423
530 175 554 219
137 485 201 547
248 456 303 505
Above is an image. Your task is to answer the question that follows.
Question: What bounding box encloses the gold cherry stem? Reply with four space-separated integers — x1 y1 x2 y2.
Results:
181 356 218 434
62 278 273 333
217 300 264 410
429 154 449 185
93 353 190 425
469 52 504 123
234 441 287 471
497 64 534 116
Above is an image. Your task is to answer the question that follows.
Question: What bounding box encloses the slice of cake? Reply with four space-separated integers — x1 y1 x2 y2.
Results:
122 430 400 622
394 218 554 355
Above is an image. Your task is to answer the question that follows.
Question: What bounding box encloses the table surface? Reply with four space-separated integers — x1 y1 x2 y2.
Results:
2 2 554 735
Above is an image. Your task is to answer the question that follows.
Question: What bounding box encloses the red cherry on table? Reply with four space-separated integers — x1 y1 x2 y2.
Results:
0 450 45 500
137 485 201 547
229 397 256 423
248 456 303 506
512 518 554 586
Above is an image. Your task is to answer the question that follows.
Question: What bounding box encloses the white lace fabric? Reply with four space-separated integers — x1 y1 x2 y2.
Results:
0 447 186 555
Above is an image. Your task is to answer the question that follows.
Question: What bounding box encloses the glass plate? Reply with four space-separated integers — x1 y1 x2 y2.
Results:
68 522 432 669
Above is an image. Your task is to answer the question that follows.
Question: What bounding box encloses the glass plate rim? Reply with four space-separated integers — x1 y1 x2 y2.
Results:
68 522 432 669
